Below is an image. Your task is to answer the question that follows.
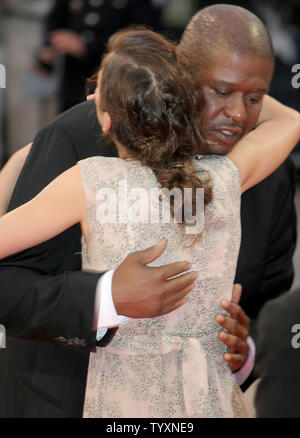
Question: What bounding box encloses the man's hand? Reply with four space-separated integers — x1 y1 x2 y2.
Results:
50 30 86 58
216 284 250 372
37 46 56 65
112 239 198 318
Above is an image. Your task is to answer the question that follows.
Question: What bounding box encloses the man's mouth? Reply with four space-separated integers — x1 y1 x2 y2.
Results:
205 127 244 146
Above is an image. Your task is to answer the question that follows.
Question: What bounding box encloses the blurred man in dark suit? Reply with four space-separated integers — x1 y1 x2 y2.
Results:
255 288 300 417
36 0 165 111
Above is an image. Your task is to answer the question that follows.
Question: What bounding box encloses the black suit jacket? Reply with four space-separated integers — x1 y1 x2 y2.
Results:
0 101 117 417
255 288 300 417
236 157 296 319
0 100 296 417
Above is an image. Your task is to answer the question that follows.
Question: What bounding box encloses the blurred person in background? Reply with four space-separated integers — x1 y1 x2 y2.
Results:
35 0 166 111
255 285 300 417
252 0 300 171
0 2 5 164
252 0 299 110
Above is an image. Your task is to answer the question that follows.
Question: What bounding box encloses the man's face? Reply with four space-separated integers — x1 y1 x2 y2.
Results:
198 50 274 155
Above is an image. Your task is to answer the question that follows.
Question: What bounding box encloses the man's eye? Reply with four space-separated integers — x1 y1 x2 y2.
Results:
214 89 230 97
247 95 261 104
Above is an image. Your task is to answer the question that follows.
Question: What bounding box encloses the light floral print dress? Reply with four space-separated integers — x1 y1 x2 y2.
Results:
78 154 250 418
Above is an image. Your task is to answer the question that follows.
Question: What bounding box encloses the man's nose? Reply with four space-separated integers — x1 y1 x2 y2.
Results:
224 94 247 123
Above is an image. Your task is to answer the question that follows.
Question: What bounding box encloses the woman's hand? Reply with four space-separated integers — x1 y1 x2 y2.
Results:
86 94 95 101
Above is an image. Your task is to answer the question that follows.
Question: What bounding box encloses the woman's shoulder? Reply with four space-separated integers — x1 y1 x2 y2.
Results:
78 155 128 175
78 156 127 190
79 155 121 166
193 154 240 182
78 156 149 189
192 154 241 203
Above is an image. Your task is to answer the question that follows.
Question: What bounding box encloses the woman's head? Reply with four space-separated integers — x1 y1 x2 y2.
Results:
94 28 213 235
97 28 204 158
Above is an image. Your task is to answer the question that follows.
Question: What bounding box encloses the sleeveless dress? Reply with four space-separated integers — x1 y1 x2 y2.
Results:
78 154 250 418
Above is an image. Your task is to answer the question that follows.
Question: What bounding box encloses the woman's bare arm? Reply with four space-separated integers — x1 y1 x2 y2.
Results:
0 144 32 216
228 96 300 193
0 163 87 259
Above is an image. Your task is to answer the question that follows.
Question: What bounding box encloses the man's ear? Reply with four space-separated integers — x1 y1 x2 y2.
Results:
102 112 111 132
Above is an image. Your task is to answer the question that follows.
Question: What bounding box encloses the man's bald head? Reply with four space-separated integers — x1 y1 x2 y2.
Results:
179 4 274 72
178 5 275 156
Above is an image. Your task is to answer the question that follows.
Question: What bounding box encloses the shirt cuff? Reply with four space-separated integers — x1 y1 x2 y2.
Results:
233 336 256 386
95 269 130 341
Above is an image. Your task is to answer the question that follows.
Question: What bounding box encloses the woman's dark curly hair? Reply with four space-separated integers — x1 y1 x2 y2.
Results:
88 27 213 236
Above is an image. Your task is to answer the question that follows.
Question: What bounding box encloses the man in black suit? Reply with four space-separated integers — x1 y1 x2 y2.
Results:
179 4 296 320
178 4 296 387
0 5 296 417
255 288 300 417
